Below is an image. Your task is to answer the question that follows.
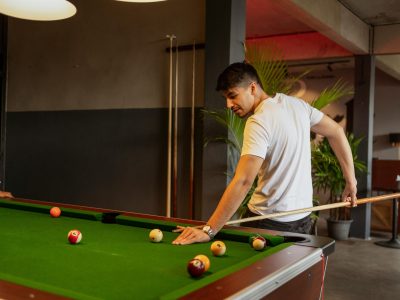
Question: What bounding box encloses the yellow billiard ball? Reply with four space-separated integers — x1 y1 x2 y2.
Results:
210 241 226 256
194 254 210 271
252 237 266 251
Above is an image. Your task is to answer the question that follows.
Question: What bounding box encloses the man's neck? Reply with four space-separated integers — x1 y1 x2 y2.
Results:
254 91 270 110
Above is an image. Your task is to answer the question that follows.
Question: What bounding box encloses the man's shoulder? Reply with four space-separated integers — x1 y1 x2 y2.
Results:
278 93 306 104
277 93 314 112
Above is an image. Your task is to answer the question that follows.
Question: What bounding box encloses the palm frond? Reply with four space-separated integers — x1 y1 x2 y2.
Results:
202 108 246 156
285 69 311 95
311 79 353 110
245 43 308 95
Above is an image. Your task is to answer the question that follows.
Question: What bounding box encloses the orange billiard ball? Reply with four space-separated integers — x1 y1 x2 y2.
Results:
50 207 61 218
194 254 210 272
210 241 226 256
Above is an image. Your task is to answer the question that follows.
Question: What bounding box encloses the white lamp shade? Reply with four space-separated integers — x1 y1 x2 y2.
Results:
0 0 77 21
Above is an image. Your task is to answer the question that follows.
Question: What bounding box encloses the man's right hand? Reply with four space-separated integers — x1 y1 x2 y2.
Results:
172 226 210 245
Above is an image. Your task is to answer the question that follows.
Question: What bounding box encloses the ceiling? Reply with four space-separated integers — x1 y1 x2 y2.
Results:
247 0 400 38
246 0 400 76
338 0 400 26
246 0 315 38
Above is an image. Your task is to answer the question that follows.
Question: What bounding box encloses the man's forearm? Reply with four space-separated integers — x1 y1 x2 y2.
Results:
203 154 263 235
206 177 253 234
327 127 357 184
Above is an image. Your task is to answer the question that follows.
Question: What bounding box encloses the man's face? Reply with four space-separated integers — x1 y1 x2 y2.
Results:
223 83 255 118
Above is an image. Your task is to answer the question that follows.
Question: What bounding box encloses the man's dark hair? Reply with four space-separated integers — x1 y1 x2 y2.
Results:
216 62 263 92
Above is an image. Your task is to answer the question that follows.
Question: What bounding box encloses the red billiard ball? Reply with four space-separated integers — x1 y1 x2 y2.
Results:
187 258 205 277
50 207 61 218
68 230 82 244
252 236 267 251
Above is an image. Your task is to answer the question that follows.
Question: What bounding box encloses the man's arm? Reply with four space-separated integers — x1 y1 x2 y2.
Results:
172 154 264 245
311 115 357 205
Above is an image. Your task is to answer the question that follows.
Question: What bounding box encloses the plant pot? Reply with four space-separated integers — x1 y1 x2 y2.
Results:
327 218 353 240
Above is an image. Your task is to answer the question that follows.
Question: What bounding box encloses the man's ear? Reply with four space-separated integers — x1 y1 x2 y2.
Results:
250 82 257 95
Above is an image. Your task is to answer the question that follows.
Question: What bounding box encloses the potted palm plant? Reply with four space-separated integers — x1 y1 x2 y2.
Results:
311 133 367 239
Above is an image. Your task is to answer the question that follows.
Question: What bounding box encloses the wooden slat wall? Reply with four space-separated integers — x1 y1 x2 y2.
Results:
371 159 400 231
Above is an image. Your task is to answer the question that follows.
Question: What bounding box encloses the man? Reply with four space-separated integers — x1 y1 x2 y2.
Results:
173 62 357 245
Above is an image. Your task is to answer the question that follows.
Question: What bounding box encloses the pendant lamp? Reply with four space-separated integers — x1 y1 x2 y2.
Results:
0 0 76 21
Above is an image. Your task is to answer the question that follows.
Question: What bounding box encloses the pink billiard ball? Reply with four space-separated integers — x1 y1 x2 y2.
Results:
68 230 82 244
50 207 61 218
187 258 205 277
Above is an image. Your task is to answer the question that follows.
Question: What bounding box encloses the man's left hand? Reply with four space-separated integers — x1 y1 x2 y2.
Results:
342 182 357 207
0 191 13 198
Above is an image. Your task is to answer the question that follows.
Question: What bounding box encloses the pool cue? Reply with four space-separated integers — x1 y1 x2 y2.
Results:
172 39 179 218
173 193 400 231
189 40 196 219
226 193 400 226
166 34 176 218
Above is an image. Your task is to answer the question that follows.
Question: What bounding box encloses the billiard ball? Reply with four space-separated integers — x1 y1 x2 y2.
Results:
252 236 267 251
210 241 226 256
50 207 61 218
149 229 163 243
187 258 205 277
68 230 82 244
248 235 259 246
194 254 210 272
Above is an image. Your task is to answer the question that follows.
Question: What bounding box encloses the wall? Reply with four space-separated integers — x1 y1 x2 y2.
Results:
7 0 205 111
5 0 205 217
373 67 400 160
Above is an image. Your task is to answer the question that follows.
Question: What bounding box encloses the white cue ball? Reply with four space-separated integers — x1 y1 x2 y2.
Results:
149 229 163 243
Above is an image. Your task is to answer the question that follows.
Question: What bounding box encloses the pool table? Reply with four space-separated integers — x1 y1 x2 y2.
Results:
0 198 334 300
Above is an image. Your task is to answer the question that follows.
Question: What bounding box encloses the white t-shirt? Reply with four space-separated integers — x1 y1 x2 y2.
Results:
242 93 323 222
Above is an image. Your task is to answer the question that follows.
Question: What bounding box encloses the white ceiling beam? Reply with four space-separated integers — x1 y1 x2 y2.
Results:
279 0 370 54
279 0 400 80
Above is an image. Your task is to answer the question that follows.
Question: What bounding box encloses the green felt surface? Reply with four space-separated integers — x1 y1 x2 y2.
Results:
0 199 102 220
0 200 291 299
